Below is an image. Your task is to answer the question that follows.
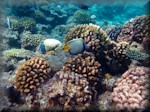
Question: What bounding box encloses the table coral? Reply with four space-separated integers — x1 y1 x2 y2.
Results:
111 66 150 111
63 51 101 87
15 57 52 95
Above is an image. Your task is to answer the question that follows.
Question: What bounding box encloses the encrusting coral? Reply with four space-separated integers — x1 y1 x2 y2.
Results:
64 24 112 56
111 66 150 111
15 57 52 95
25 70 97 110
63 51 101 87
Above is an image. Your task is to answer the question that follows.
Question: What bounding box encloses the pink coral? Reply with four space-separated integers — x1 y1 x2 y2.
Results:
111 66 150 111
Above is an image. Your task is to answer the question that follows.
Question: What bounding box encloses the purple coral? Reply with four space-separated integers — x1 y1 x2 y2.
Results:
111 66 150 111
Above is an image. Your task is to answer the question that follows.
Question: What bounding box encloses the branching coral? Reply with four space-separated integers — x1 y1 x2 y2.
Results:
15 57 52 95
2 48 35 60
21 31 45 51
104 41 131 73
117 15 150 44
63 51 101 87
111 66 150 111
25 70 97 110
64 24 111 56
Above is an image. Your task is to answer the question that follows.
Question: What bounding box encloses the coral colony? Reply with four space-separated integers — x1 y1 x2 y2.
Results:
0 1 150 111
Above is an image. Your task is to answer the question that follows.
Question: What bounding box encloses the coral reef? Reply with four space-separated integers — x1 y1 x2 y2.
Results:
117 15 150 44
25 70 97 110
21 31 45 51
15 57 52 95
104 41 131 73
2 48 35 60
32 10 45 22
63 51 101 87
11 17 36 32
98 91 113 110
126 42 149 61
73 10 95 24
64 24 111 56
111 66 150 111
105 26 122 41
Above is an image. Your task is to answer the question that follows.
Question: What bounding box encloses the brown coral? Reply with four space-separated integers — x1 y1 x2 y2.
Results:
104 41 131 73
25 70 97 110
117 15 150 44
15 57 52 95
63 51 101 87
111 66 150 111
64 24 111 56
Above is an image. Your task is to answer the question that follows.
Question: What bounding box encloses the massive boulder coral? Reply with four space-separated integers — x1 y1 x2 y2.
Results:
21 31 45 51
117 15 150 44
64 24 112 56
63 51 101 86
15 57 52 95
25 70 96 110
111 66 150 111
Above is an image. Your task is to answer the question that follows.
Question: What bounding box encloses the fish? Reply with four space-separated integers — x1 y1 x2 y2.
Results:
6 17 11 29
64 38 88 55
78 4 89 10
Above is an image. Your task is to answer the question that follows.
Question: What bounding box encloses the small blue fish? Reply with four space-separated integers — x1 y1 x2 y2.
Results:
6 17 11 29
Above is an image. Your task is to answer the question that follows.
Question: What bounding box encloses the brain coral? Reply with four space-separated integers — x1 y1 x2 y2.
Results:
111 66 150 111
15 57 52 95
21 31 45 51
63 51 101 87
64 24 111 56
25 70 96 110
117 15 150 44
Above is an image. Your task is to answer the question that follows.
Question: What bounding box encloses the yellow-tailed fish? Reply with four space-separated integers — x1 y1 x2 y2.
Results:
63 38 88 55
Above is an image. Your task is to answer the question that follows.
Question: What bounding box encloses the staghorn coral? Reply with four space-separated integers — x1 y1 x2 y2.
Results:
21 31 45 51
15 57 52 95
63 51 101 86
111 66 150 111
2 48 35 60
25 70 96 110
64 24 111 56
73 10 95 24
117 15 150 44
